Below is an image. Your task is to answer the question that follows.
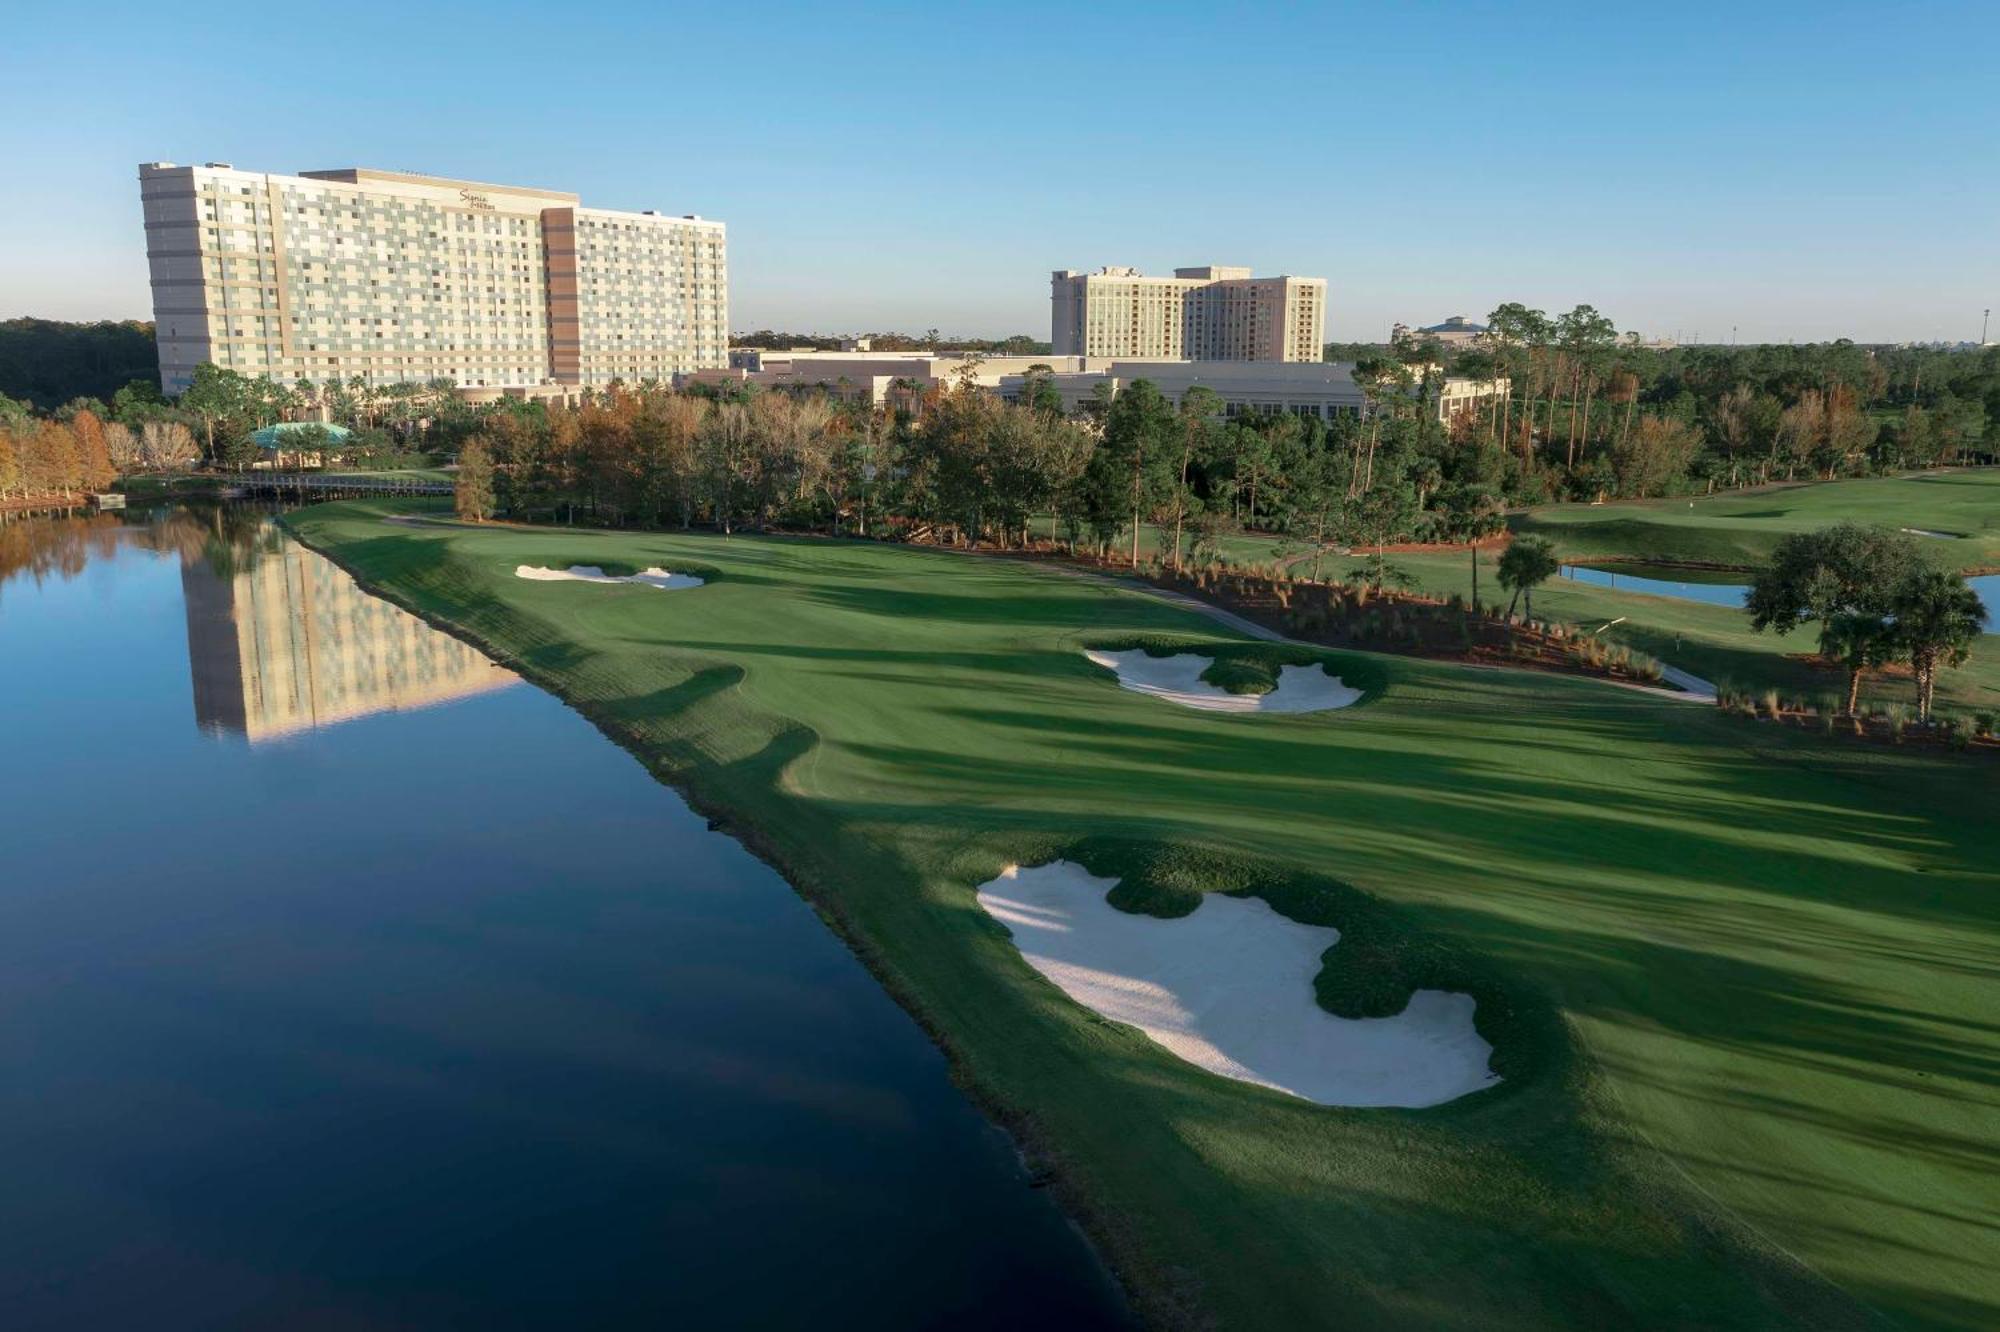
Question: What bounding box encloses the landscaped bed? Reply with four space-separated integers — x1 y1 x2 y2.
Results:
286 498 1999 1332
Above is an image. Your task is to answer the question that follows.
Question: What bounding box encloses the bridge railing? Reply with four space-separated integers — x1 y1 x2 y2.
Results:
236 473 453 496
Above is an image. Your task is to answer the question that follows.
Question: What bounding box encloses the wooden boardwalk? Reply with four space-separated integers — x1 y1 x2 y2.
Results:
234 472 453 497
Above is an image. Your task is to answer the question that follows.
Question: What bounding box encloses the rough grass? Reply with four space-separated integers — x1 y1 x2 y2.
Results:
287 499 1998 1332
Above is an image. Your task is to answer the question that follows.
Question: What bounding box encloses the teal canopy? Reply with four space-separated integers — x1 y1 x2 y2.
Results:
253 422 352 450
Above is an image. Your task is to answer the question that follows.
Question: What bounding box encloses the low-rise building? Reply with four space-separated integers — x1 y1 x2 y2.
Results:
1391 315 1489 348
687 349 1094 406
686 349 1505 426
997 359 1508 427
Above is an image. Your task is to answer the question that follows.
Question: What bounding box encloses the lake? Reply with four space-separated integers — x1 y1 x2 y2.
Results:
0 507 1128 1330
1560 560 1998 628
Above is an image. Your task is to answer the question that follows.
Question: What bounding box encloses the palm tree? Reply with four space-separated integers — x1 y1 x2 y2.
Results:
1819 611 1895 718
1891 570 1986 722
1497 536 1560 621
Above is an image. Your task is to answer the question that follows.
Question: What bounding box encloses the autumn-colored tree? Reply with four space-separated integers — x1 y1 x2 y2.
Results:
24 421 84 500
69 409 117 489
0 427 19 500
140 421 199 469
103 421 141 471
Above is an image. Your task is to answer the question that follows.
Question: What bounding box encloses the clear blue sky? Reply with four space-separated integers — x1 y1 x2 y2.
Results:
3 0 1994 344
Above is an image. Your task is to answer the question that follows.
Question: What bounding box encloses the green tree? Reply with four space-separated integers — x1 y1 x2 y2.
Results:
1098 380 1177 568
1609 414 1704 497
1497 535 1560 620
1819 612 1898 716
1890 570 1985 721
1746 523 1921 653
1167 387 1220 570
455 437 497 522
1556 305 1618 466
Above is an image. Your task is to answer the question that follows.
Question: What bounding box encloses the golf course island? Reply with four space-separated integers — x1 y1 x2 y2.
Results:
288 497 1997 1331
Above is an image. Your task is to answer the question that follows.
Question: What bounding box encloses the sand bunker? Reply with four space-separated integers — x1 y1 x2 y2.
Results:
1083 648 1360 713
515 564 704 590
977 862 1496 1108
1900 528 1957 539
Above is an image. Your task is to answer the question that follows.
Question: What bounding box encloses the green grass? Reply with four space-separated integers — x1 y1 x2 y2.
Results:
1397 548 2000 713
1381 473 2000 714
1510 469 2000 575
290 499 1998 1331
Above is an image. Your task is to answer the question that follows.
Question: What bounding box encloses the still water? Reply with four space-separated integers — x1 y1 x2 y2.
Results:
1558 562 1752 608
0 508 1127 1330
1560 560 1999 628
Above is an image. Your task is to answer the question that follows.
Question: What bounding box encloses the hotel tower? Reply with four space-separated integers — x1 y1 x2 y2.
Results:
138 162 728 395
1050 265 1325 362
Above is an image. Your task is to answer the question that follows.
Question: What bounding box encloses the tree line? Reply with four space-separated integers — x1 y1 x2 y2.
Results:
4 307 1997 534
0 319 158 411
444 368 1524 574
0 397 198 505
1396 313 1997 496
731 329 1051 355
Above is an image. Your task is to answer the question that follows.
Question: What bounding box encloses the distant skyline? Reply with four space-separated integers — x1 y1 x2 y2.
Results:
3 0 1995 346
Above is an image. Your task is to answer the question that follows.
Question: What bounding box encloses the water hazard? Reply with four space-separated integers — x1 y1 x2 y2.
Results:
1560 560 1997 628
0 507 1127 1329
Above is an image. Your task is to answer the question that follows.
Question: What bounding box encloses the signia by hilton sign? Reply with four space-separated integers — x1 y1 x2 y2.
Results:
459 188 494 210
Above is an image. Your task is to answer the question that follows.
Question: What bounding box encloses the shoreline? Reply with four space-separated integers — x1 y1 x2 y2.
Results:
280 499 1918 1330
277 507 1155 1324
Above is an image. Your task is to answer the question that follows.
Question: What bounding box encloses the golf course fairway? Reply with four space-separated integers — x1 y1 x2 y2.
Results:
290 500 1998 1331
1396 471 2000 714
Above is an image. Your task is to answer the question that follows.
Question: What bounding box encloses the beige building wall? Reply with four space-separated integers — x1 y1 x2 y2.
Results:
550 207 728 386
139 162 727 395
1051 266 1325 362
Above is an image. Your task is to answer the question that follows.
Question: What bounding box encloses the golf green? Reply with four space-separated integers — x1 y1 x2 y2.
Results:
291 500 1998 1331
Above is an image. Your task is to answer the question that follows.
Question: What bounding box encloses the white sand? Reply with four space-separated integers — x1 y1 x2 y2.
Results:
1083 648 1360 713
977 862 1497 1108
1900 528 1957 539
515 564 704 590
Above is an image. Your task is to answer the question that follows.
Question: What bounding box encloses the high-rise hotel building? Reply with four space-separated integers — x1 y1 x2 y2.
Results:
138 162 728 395
1050 265 1325 362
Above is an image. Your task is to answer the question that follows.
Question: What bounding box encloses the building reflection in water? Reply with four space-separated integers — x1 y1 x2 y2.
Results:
180 526 517 742
1 505 517 740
